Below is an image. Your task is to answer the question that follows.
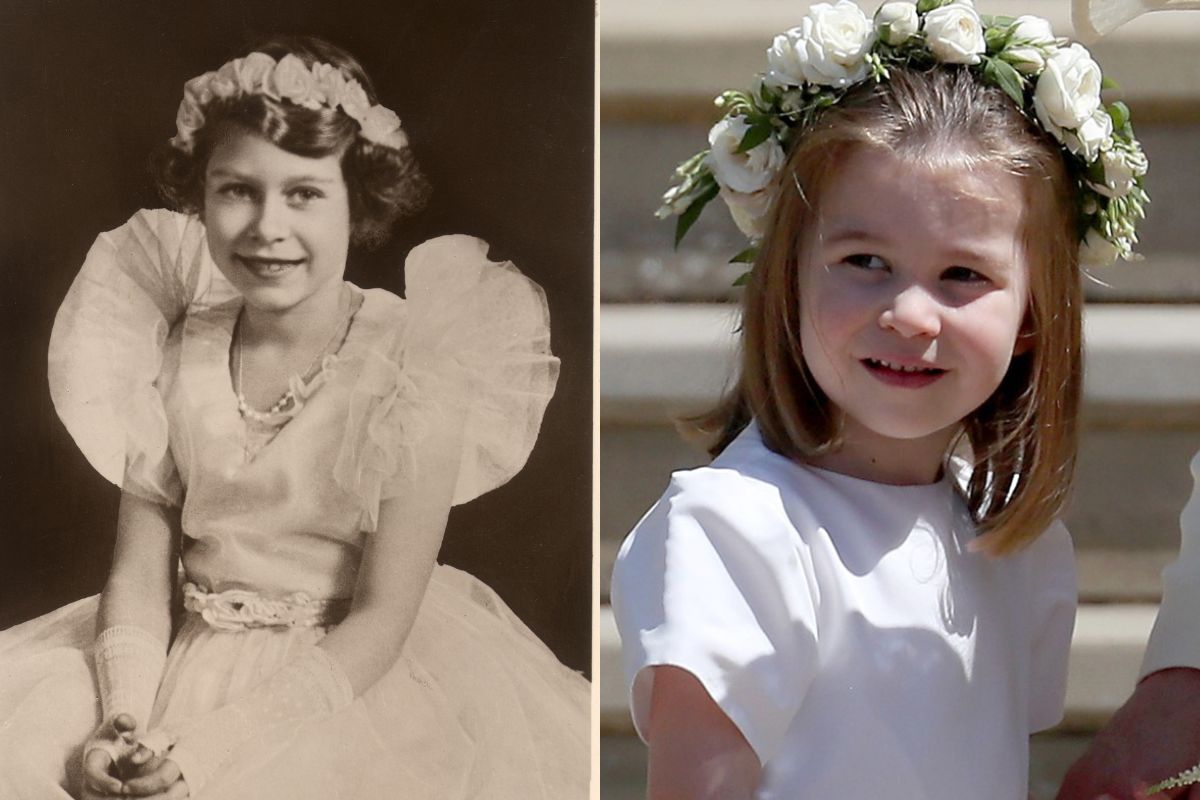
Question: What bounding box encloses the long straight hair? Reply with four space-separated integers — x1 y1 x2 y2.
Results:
689 67 1083 555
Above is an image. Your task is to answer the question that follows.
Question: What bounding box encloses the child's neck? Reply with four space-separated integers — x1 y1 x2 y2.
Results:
239 282 349 350
807 423 955 486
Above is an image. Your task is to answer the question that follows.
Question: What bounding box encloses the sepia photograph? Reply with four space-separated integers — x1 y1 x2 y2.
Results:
0 2 593 798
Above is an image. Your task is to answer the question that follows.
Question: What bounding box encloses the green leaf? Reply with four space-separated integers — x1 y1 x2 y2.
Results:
1107 101 1130 132
732 270 753 287
984 22 1012 54
730 246 758 264
916 0 946 13
673 179 720 249
1101 75 1121 91
736 122 774 154
983 56 1024 106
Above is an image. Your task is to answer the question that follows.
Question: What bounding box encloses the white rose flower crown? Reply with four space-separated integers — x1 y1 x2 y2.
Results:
658 0 1148 277
170 52 408 155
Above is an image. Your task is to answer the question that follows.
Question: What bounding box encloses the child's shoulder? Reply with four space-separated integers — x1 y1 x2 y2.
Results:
666 422 791 497
633 424 814 550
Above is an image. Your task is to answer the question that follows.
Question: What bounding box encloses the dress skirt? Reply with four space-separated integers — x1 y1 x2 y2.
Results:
0 565 591 799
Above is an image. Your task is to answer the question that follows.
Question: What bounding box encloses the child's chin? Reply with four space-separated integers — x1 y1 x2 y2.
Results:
239 286 304 314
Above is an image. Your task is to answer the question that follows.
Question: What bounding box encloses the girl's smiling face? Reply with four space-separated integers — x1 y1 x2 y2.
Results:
799 146 1032 482
203 128 351 316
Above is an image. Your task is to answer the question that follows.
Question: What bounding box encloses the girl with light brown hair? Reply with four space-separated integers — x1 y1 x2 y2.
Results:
612 2 1148 796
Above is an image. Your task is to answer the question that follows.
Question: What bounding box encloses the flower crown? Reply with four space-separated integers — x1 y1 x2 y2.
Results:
658 0 1148 271
171 52 408 154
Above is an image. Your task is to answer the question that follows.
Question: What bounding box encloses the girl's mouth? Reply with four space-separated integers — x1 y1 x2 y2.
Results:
861 357 946 388
237 255 305 278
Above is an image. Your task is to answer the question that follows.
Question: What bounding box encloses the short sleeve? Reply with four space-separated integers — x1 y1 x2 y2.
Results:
48 209 237 506
334 235 559 530
1024 520 1078 733
1141 449 1200 676
610 468 819 765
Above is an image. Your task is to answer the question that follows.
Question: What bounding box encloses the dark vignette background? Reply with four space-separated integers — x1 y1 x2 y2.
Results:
0 1 594 675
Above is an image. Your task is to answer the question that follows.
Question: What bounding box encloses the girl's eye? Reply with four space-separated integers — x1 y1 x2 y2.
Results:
218 183 255 200
843 254 888 272
289 188 324 206
941 266 989 283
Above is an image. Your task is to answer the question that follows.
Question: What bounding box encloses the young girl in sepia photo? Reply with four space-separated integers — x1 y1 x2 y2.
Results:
0 8 592 799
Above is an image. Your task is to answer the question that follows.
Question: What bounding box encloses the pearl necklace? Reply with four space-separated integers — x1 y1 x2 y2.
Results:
233 287 356 425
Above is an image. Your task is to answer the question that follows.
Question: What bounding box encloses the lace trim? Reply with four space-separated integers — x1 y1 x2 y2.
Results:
183 582 350 631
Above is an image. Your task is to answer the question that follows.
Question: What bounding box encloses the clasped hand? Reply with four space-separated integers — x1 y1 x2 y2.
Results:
81 713 188 799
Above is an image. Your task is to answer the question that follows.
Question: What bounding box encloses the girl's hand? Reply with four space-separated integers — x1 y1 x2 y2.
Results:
119 756 189 799
1056 668 1200 800
81 713 141 797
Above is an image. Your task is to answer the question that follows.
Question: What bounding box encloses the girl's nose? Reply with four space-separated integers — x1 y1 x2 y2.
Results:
879 284 942 338
250 196 289 243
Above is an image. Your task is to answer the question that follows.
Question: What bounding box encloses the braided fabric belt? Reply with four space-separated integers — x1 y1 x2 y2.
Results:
183 582 350 631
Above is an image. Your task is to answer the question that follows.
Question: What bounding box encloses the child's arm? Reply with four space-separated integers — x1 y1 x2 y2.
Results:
1055 668 1200 800
123 408 467 798
1057 451 1200 800
646 666 762 800
80 492 180 797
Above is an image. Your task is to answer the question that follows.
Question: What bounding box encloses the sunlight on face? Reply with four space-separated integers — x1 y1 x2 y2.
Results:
798 146 1032 481
203 128 351 317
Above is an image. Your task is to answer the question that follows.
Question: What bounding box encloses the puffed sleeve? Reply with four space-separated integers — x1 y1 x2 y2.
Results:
334 234 559 531
1141 449 1200 675
610 468 820 765
1024 520 1078 733
47 209 237 506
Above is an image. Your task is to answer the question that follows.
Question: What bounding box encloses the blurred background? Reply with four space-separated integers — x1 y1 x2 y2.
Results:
598 1 1200 796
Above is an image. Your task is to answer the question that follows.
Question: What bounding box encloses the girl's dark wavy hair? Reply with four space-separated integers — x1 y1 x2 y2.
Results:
150 34 430 248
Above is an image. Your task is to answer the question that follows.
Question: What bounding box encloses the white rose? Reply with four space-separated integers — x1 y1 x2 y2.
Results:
360 105 407 148
1006 15 1056 74
183 72 216 107
1079 228 1119 267
705 116 786 194
339 80 372 123
1062 108 1113 161
234 52 277 95
208 67 240 100
1033 43 1103 135
875 1 919 45
312 63 348 106
922 3 985 64
767 1 874 88
766 29 809 87
721 187 775 240
268 54 325 110
1092 146 1146 198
